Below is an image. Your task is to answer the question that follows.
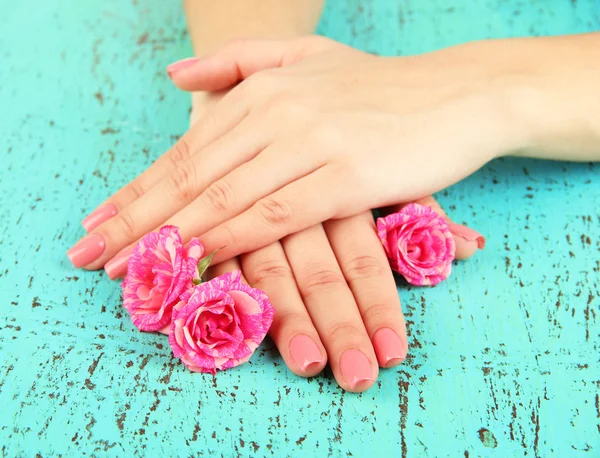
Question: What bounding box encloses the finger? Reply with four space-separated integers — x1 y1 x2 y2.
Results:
205 257 244 281
165 143 324 245
81 95 249 233
168 36 336 92
103 230 203 280
324 212 408 368
406 196 485 260
241 242 326 377
198 167 359 264
70 116 267 270
282 225 378 392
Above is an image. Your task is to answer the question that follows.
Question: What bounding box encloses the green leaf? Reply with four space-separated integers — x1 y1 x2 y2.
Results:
192 278 202 286
196 248 221 280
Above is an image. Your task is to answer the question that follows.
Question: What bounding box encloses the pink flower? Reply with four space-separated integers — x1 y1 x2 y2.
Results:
377 203 455 286
168 271 275 374
122 226 203 332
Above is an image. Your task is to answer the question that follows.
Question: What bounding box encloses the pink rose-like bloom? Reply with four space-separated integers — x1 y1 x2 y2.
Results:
169 271 275 374
377 203 456 286
122 226 203 332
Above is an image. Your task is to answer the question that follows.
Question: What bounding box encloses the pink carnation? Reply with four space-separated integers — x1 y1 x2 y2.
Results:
169 271 274 374
377 203 455 286
122 226 203 332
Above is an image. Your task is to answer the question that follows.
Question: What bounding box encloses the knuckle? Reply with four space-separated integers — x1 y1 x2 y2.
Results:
127 180 145 200
252 260 294 284
326 320 362 343
360 302 396 324
276 311 307 324
257 198 294 227
204 179 234 213
219 224 239 253
167 137 193 166
344 255 385 282
115 211 137 240
273 311 309 329
302 267 346 298
168 161 197 203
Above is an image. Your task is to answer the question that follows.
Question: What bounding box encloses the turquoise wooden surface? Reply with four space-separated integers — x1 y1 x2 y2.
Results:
1 0 598 456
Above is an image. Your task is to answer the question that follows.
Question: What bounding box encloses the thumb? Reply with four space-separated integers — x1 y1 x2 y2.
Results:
166 36 335 92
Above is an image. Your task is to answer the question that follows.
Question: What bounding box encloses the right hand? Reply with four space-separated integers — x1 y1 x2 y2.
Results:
70 36 507 271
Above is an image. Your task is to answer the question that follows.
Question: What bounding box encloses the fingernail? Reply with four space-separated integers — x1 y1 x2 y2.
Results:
67 233 106 268
372 328 407 367
448 222 486 249
289 334 324 372
340 349 375 390
82 203 118 232
104 245 135 280
166 57 199 77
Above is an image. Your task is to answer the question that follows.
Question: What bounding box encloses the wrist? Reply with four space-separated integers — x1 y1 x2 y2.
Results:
184 0 324 56
442 38 550 161
471 35 600 161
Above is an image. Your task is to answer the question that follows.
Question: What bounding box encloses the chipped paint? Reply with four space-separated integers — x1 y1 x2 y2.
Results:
1 0 599 456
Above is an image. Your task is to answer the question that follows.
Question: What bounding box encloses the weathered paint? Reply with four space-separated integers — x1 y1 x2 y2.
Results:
0 0 598 456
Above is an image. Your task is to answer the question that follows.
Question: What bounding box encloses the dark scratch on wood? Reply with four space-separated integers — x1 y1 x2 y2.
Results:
87 352 104 376
398 371 409 458
116 412 126 431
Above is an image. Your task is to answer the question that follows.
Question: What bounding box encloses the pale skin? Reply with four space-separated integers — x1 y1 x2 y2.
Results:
181 0 480 392
68 2 600 390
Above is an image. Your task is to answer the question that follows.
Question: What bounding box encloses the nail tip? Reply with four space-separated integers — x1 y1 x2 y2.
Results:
66 251 76 267
104 268 117 280
300 358 326 372
383 356 406 367
349 377 376 390
289 334 324 373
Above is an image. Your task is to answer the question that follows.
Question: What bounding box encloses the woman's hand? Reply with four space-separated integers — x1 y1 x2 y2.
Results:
208 213 408 392
68 36 495 270
194 90 409 392
73 83 483 392
191 93 481 393
205 198 482 392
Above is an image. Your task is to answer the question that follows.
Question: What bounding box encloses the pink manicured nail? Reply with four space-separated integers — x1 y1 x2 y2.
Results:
340 349 374 389
289 334 324 372
372 328 407 366
166 57 199 77
82 203 118 232
104 245 135 280
67 233 106 268
448 222 486 249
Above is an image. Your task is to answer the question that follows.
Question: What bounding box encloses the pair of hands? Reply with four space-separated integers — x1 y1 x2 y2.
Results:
70 36 487 391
